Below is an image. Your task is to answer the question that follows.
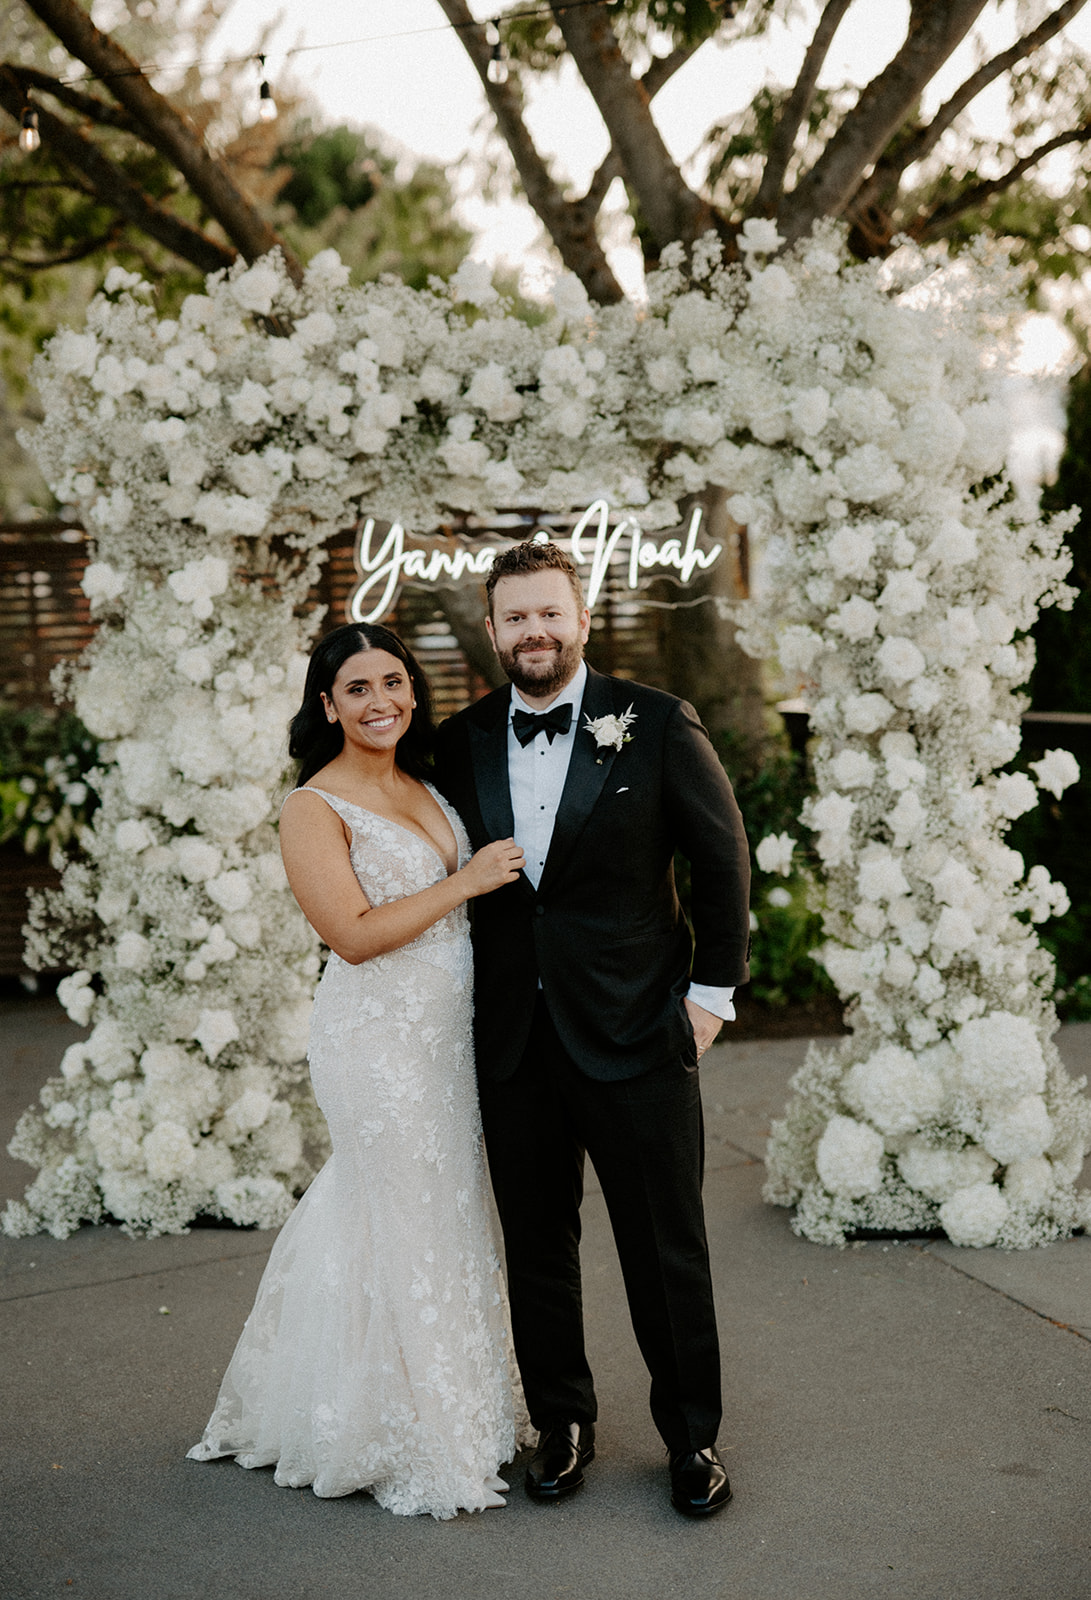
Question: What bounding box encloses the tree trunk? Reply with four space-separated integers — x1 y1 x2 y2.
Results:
432 586 506 691
657 489 766 752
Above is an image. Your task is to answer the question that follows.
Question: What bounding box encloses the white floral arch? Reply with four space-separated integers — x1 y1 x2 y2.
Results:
4 222 1088 1247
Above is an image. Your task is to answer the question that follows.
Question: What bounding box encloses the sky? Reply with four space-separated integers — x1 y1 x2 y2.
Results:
197 0 1085 475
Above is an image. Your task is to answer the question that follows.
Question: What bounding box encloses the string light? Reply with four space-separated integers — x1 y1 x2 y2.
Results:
256 55 277 122
35 1 612 92
485 20 508 85
18 106 40 152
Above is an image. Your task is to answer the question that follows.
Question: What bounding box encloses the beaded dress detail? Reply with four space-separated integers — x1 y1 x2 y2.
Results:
188 784 526 1517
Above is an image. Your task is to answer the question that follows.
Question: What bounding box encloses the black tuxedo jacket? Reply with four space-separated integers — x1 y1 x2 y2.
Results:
432 667 751 1083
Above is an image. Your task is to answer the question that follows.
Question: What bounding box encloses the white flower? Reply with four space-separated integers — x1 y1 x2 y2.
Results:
1029 748 1079 799
877 636 927 685
206 871 253 913
856 850 910 903
844 1045 944 1136
932 906 977 956
230 261 281 315
828 596 879 642
949 1013 1046 1105
192 1008 240 1062
992 772 1038 820
115 931 152 972
583 706 636 754
779 626 824 673
176 648 214 684
897 1140 995 1202
982 1095 1052 1164
830 749 874 790
174 837 223 882
225 1088 274 1133
143 1121 196 1182
451 258 498 307
938 1182 1009 1247
755 832 795 877
115 819 154 853
790 386 830 436
878 570 928 616
550 271 592 324
738 218 785 256
303 247 350 291
57 970 95 1027
82 562 126 603
843 694 895 734
167 556 230 620
214 1176 293 1229
835 444 903 503
815 1115 884 1197
51 328 99 377
748 265 796 305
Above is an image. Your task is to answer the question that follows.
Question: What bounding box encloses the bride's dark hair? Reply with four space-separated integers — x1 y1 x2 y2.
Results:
288 623 435 784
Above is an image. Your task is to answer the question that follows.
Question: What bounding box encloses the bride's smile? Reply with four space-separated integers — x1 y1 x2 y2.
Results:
321 647 416 752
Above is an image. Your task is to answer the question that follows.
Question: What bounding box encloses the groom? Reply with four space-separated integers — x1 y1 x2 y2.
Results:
432 538 751 1516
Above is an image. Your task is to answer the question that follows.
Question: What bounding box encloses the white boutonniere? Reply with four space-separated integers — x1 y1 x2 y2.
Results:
583 705 636 762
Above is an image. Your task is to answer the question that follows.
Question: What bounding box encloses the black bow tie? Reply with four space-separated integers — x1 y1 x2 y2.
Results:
512 704 573 747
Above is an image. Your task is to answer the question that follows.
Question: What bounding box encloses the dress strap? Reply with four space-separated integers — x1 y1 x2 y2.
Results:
280 786 354 825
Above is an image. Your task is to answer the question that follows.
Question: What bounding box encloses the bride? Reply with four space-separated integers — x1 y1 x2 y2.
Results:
188 622 528 1518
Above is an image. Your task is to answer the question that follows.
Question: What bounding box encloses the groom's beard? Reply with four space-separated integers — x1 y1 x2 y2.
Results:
499 636 583 698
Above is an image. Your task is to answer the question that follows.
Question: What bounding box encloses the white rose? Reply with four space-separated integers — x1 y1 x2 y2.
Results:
754 832 795 877
192 1008 240 1062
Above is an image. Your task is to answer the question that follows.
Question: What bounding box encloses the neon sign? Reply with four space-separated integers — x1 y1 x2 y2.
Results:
347 499 724 624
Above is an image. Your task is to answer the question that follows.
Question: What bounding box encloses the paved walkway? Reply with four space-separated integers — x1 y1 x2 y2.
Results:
2 998 1090 1600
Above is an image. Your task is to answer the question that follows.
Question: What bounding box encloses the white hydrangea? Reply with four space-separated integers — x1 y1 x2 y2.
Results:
938 1182 1010 1247
844 1045 944 1135
815 1115 885 1197
897 1140 996 1202
948 1013 1047 1105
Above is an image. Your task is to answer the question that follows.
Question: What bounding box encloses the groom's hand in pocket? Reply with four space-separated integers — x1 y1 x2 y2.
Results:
684 998 723 1061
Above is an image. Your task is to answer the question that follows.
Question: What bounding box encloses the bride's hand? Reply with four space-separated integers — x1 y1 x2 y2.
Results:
459 838 525 897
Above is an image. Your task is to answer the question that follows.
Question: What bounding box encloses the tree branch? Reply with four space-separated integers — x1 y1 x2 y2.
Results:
891 0 1088 177
437 0 624 302
5 62 137 130
777 0 990 244
0 233 118 269
0 67 236 275
914 119 1091 238
642 41 702 100
848 0 1090 231
755 0 855 213
552 1 717 249
20 0 300 280
574 43 699 224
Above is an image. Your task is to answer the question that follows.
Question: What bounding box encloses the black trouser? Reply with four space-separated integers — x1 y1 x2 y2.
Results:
478 996 722 1453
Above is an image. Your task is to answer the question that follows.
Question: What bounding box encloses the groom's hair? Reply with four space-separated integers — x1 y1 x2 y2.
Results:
485 539 585 617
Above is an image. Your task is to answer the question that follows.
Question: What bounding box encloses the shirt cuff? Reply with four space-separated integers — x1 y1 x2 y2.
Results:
685 983 736 1022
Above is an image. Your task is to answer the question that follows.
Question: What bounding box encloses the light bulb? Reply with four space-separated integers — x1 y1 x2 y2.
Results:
19 107 40 153
487 43 508 85
258 80 278 122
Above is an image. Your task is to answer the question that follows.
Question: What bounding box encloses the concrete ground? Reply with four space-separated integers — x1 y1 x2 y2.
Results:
2 998 1090 1600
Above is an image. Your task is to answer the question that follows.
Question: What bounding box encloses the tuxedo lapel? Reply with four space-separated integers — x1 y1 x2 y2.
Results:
537 669 619 897
468 687 515 842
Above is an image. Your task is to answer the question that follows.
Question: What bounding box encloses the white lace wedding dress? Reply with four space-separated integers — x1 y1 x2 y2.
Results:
188 785 527 1518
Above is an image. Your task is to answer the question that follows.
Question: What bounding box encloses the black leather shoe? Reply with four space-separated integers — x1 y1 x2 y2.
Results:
668 1445 732 1517
525 1422 596 1500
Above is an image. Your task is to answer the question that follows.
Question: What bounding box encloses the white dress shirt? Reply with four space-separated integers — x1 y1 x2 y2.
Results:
506 663 735 1023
